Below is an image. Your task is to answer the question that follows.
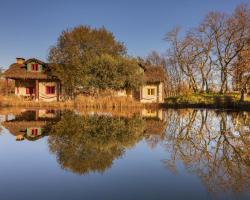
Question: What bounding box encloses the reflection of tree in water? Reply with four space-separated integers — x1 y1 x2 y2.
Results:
164 109 250 194
47 111 145 175
144 119 167 149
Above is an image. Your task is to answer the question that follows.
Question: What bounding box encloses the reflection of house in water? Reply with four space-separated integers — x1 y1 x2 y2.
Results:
141 108 166 121
2 109 60 141
141 109 167 149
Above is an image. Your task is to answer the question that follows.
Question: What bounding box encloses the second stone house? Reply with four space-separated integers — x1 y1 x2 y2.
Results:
139 66 166 103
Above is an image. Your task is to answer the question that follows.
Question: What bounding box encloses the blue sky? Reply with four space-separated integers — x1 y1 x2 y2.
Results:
0 0 249 68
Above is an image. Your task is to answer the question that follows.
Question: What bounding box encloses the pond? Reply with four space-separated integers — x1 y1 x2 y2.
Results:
0 108 250 200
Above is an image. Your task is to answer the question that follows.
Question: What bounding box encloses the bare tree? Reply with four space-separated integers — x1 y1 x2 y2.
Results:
166 54 186 95
164 4 250 95
233 41 250 101
188 24 214 92
165 27 200 92
204 5 250 93
146 50 187 96
145 51 166 66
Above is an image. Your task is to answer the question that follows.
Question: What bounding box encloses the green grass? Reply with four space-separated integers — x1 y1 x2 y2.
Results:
164 93 250 109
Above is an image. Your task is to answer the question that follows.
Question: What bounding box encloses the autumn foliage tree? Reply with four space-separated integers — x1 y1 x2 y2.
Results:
48 25 143 97
233 42 250 101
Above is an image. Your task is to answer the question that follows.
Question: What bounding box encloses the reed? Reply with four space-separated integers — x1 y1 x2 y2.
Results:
0 95 143 109
0 95 73 108
74 95 142 109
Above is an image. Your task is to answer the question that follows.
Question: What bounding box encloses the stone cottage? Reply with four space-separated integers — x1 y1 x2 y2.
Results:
3 58 61 101
139 66 166 103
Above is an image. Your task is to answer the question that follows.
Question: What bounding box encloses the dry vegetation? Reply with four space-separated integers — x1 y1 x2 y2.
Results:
0 79 14 95
0 95 143 109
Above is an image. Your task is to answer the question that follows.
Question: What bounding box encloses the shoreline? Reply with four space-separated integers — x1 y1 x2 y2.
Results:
2 94 250 111
163 93 250 111
162 103 250 111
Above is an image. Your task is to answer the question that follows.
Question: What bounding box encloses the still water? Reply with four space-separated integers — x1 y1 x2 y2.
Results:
0 108 250 200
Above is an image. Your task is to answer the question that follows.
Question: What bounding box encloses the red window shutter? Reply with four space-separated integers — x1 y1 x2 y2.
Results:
26 88 29 94
32 63 38 71
45 86 55 94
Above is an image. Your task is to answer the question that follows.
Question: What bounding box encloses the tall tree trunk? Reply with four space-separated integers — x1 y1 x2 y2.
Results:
239 76 250 102
201 79 205 93
205 80 209 93
189 75 198 93
240 88 245 102
220 68 227 94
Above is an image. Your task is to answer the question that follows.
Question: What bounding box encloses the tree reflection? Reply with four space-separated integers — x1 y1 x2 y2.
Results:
164 109 250 194
47 111 145 175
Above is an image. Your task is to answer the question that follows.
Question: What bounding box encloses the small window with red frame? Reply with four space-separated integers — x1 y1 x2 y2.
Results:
45 109 55 114
26 87 35 94
32 63 39 71
31 128 38 136
46 86 55 94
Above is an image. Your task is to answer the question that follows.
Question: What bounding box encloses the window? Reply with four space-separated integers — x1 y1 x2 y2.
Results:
26 87 35 94
147 109 154 114
147 88 155 96
32 63 39 71
45 109 55 114
31 128 38 136
46 86 55 94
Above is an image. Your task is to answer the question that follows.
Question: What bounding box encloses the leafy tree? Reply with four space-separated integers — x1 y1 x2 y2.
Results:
85 54 143 91
48 25 142 97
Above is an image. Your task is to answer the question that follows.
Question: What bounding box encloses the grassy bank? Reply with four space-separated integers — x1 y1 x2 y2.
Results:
164 93 250 110
0 95 142 109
